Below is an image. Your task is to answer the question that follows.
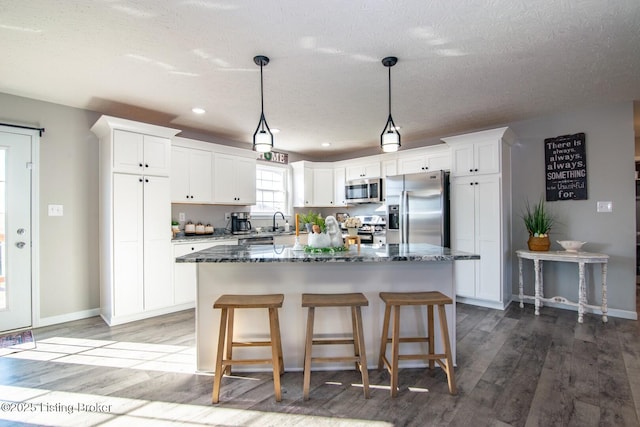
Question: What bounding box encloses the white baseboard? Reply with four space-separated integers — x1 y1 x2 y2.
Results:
510 294 638 321
456 296 511 310
37 308 102 328
101 302 196 326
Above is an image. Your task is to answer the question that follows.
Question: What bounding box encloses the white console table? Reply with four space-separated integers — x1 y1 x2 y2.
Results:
516 249 609 323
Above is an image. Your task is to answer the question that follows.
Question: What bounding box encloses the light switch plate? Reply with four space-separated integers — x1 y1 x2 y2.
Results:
178 212 186 222
596 201 613 213
48 204 63 216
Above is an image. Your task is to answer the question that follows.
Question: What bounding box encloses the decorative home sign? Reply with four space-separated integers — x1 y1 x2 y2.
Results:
257 150 288 164
544 132 587 201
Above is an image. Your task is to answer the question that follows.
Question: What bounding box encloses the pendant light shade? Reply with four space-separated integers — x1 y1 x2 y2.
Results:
253 55 273 153
380 56 400 153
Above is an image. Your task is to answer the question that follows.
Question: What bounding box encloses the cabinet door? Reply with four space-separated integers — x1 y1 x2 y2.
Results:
382 159 397 177
188 149 213 203
475 175 501 301
450 144 475 177
113 130 144 174
112 173 144 316
333 167 346 206
450 177 476 298
426 151 451 171
346 161 381 180
170 146 191 202
398 156 426 175
313 168 334 206
475 140 500 175
143 176 173 310
173 241 217 305
213 154 236 203
362 162 381 178
214 155 256 204
234 157 256 205
143 135 171 176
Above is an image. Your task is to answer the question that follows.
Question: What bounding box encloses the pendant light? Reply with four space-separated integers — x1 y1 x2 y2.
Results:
380 56 401 153
252 55 273 153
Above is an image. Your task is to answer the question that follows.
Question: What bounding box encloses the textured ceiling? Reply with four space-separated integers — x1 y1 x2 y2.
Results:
2 1 640 159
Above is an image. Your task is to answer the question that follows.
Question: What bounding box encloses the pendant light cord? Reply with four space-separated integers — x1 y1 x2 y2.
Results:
388 65 392 116
260 62 265 130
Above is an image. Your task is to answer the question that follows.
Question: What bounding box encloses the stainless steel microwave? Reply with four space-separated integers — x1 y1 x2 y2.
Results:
345 178 383 203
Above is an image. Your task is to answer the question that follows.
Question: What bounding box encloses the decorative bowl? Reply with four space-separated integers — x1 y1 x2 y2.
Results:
557 240 586 252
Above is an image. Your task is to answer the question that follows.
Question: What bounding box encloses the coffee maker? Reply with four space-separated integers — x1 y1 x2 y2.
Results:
231 212 252 234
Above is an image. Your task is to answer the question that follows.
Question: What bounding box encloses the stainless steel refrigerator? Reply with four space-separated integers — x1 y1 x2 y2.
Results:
385 170 450 246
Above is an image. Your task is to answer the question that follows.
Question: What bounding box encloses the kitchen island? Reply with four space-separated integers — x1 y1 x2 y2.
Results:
176 243 478 373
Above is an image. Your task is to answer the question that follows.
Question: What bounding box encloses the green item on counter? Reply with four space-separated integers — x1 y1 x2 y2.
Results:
304 245 348 253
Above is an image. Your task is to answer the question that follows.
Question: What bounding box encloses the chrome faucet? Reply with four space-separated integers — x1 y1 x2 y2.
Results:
272 211 285 232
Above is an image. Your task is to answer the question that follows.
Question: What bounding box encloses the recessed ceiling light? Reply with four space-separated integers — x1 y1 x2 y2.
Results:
271 128 280 134
192 107 206 114
321 142 331 147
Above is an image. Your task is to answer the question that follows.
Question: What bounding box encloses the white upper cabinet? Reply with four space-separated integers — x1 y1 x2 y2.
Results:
443 127 515 177
397 146 451 175
170 146 212 203
333 167 347 207
313 168 335 207
113 129 171 176
291 161 336 207
382 159 398 177
213 154 256 205
346 161 381 181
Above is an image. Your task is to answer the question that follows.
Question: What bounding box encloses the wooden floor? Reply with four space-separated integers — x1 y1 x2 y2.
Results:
1 302 639 426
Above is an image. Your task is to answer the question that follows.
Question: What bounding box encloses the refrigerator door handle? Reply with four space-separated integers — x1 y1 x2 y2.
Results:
400 190 409 244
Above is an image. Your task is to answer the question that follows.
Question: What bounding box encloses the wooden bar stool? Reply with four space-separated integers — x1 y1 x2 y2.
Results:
302 293 370 400
212 294 285 403
378 291 456 397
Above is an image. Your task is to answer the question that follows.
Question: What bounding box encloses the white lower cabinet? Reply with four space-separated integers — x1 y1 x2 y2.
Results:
173 239 237 305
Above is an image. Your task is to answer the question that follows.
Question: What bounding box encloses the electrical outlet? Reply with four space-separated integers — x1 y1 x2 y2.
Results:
225 212 231 221
48 204 64 216
178 212 186 222
596 201 613 213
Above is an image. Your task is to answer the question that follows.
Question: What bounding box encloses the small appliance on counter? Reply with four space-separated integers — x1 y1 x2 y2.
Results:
231 212 252 234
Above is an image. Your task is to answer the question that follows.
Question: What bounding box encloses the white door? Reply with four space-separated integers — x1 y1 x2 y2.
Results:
0 128 34 332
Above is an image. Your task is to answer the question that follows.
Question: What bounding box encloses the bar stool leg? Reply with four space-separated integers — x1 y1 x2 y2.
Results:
354 305 370 398
351 307 360 371
427 305 435 370
268 307 282 402
390 305 400 397
272 307 285 375
378 303 391 370
224 308 234 375
303 306 315 400
437 304 457 395
212 307 228 404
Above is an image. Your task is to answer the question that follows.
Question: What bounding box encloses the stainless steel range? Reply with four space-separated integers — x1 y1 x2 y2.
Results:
342 215 386 244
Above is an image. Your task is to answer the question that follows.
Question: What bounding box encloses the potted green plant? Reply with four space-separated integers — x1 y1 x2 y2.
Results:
299 211 323 233
522 197 554 251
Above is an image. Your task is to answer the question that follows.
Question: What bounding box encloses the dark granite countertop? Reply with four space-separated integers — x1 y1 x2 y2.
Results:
172 230 300 243
175 243 479 263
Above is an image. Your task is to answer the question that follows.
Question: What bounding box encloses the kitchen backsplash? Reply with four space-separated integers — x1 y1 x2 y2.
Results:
171 203 386 233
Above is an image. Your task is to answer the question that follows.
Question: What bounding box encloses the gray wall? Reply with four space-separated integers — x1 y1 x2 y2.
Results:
0 91 636 324
509 102 636 312
0 92 101 320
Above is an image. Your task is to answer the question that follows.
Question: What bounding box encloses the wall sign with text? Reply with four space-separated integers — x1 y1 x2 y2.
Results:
544 132 587 201
257 150 288 164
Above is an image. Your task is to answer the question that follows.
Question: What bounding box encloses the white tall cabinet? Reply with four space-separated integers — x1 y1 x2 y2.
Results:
444 127 515 310
91 116 181 326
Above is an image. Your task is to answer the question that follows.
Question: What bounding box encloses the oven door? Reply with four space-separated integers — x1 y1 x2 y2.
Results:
357 232 374 244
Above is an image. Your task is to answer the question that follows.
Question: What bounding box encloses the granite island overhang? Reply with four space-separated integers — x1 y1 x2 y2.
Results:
176 243 479 373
